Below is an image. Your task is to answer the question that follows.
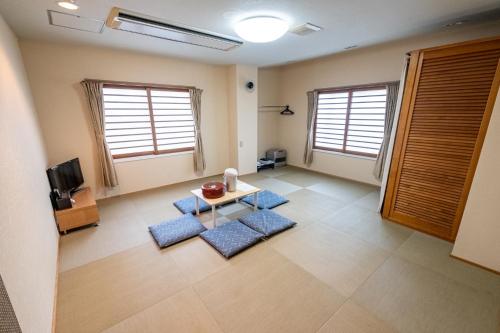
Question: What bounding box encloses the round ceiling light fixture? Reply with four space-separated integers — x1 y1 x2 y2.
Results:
234 16 288 43
57 0 79 10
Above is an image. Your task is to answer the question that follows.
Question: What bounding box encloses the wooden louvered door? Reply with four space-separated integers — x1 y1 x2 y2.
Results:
383 37 500 241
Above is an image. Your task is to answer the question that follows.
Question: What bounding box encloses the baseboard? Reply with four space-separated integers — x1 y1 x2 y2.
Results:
450 254 500 275
95 171 225 201
286 163 381 188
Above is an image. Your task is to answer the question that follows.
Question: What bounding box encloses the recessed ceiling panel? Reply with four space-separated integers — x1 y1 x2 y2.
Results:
48 10 104 33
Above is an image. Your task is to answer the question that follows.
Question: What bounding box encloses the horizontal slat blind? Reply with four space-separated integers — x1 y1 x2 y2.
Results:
150 89 196 152
103 87 154 157
315 91 348 150
314 86 386 156
103 86 195 158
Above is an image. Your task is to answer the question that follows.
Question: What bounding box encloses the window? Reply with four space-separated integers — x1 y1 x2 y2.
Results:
103 85 195 158
313 84 387 157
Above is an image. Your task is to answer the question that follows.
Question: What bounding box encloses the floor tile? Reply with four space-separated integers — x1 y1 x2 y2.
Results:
353 256 500 333
239 172 268 183
168 237 230 284
217 202 249 216
141 204 185 226
198 212 230 229
194 245 345 333
321 205 413 252
282 189 347 222
352 190 381 212
396 232 500 299
258 165 299 178
307 179 376 204
271 223 389 298
276 170 331 187
56 243 189 333
58 214 150 272
97 196 141 221
103 288 222 333
251 177 302 196
318 300 397 333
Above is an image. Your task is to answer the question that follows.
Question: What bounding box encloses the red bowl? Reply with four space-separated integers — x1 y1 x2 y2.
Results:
201 181 226 199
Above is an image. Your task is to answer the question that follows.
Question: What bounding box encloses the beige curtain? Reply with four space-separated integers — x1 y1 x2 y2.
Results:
303 90 319 166
190 88 205 173
373 81 400 181
81 80 118 188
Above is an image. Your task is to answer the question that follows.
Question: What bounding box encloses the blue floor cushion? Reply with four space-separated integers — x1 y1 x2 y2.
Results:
173 196 211 215
241 190 289 209
200 221 264 258
238 209 296 237
149 214 206 248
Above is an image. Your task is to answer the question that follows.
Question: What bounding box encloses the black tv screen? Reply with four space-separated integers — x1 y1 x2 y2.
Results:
47 158 84 194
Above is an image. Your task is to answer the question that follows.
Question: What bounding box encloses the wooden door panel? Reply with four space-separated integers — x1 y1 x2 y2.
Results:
383 37 500 241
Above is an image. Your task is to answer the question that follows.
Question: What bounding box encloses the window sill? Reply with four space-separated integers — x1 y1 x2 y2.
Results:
313 149 377 161
113 151 193 164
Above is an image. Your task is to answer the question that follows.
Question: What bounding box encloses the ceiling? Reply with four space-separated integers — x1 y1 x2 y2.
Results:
0 0 499 66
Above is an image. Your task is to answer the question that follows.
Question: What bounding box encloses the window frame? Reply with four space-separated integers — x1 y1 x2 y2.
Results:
102 82 195 159
312 82 389 158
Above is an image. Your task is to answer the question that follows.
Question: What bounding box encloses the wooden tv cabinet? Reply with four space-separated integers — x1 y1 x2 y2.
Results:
54 187 99 234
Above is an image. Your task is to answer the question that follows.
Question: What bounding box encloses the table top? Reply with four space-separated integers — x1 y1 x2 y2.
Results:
191 180 260 206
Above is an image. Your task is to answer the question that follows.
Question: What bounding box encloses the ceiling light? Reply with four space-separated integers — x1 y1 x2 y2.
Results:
234 16 288 43
57 0 79 10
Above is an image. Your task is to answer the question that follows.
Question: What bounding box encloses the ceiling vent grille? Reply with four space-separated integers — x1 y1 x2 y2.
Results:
290 23 322 36
106 7 242 51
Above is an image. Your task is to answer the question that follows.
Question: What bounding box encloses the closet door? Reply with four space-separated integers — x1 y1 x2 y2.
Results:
383 38 500 241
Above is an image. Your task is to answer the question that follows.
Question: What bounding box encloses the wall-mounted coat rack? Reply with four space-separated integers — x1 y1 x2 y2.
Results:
258 105 294 115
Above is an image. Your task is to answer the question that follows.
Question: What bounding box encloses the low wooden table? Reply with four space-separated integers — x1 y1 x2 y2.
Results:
191 180 260 227
54 187 100 234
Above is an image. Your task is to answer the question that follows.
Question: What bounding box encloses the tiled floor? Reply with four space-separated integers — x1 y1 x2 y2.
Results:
56 166 500 333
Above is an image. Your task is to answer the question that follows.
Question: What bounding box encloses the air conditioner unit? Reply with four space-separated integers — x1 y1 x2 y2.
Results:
106 7 243 51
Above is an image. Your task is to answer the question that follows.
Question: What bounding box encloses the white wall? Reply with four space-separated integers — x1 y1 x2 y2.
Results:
452 88 500 272
257 67 281 158
20 40 230 198
227 64 258 175
0 15 59 333
269 22 500 186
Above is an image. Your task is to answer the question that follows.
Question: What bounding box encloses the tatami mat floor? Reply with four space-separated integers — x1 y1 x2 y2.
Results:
56 166 500 333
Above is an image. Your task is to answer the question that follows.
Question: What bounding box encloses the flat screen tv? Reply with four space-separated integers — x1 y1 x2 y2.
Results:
46 158 84 195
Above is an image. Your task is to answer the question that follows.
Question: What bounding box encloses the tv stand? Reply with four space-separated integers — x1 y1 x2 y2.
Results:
54 187 100 234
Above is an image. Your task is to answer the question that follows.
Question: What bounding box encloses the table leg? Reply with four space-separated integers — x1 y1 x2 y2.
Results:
195 196 200 215
212 205 216 228
254 192 259 211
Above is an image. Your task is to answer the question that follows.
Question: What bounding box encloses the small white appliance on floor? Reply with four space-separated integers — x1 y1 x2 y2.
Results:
224 168 238 192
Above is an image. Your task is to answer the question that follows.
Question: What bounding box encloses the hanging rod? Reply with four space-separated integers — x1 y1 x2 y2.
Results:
258 105 294 115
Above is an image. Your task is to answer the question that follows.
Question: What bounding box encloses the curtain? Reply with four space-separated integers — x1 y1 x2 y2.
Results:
303 90 319 166
377 56 410 212
373 81 400 181
190 88 206 173
81 80 119 188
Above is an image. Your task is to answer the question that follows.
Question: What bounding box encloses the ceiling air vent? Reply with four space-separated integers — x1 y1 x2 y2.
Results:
106 7 243 51
290 23 322 36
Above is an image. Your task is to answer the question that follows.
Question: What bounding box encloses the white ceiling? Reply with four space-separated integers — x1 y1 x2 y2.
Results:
0 0 499 66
